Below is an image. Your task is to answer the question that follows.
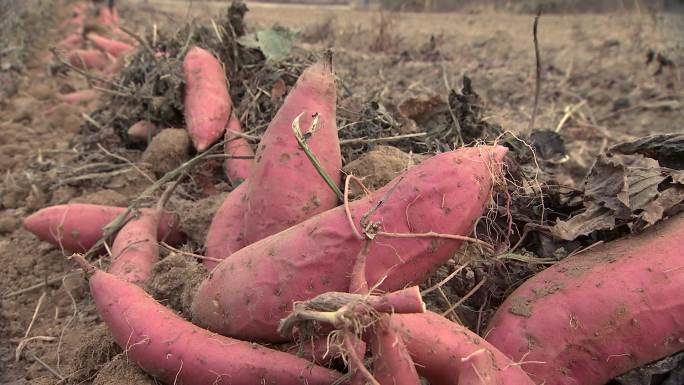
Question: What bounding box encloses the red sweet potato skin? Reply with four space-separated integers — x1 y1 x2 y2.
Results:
203 182 249 270
391 312 535 385
485 214 684 385
223 113 253 186
127 120 158 141
183 46 231 151
66 49 111 70
86 33 134 58
192 146 506 342
242 58 341 245
109 211 159 285
23 204 184 253
59 89 99 104
371 317 421 385
89 269 341 385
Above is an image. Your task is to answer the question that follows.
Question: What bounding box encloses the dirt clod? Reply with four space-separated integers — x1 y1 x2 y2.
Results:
70 189 128 207
147 252 207 317
342 146 427 197
141 128 191 177
92 354 156 385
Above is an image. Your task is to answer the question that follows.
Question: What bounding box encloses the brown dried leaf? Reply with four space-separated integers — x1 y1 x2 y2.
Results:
610 133 684 169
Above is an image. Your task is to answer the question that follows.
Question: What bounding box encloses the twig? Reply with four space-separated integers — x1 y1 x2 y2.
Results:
376 231 494 252
3 271 82 298
421 261 470 295
441 277 486 316
117 25 155 57
360 175 404 232
292 112 344 202
344 175 363 240
160 242 221 262
527 9 542 133
15 292 47 361
57 275 78 370
97 143 154 183
49 48 129 91
24 349 65 381
339 132 427 145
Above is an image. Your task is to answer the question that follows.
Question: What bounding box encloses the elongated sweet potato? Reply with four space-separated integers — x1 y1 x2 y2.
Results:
242 56 341 245
66 49 111 70
23 204 184 253
203 182 249 270
485 214 684 385
192 145 506 342
109 210 160 285
391 312 535 385
183 46 231 151
86 32 135 58
59 89 99 104
74 258 341 385
223 113 253 186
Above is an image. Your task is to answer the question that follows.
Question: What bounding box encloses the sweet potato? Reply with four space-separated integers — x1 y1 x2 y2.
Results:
66 49 111 70
183 46 231 151
485 214 684 385
192 145 506 342
23 204 184 253
86 32 135 58
223 113 253 186
109 211 160 285
58 33 82 47
371 316 421 385
242 56 341 245
97 6 117 25
74 257 342 385
58 89 99 104
127 120 159 142
391 312 535 385
203 182 249 270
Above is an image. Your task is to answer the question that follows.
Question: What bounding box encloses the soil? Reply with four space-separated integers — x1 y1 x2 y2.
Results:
0 0 682 384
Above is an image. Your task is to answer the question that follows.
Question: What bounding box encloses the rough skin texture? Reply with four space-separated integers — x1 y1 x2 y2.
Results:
192 146 506 342
242 57 341 245
203 181 249 270
23 204 184 252
391 312 535 385
109 210 160 285
223 113 253 187
485 214 684 385
88 269 341 385
183 46 231 151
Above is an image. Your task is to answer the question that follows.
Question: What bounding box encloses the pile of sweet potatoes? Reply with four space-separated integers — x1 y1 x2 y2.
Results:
22 2 684 384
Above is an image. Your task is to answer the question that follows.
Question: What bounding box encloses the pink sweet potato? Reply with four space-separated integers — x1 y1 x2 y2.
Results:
66 49 111 70
223 113 253 186
242 56 341 245
58 33 83 47
391 312 535 385
203 181 249 270
371 316 421 385
86 32 135 58
75 258 342 385
183 46 231 151
23 204 184 253
192 145 506 342
59 89 99 104
109 210 160 285
127 120 159 142
485 214 684 385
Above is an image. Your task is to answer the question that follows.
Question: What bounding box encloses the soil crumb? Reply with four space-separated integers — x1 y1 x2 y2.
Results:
141 128 191 177
342 146 428 197
147 252 207 317
68 325 120 384
70 189 128 207
172 193 228 246
92 354 156 385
